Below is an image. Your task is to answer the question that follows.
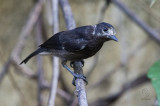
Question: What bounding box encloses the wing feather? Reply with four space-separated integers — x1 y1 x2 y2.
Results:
39 26 93 52
62 39 88 52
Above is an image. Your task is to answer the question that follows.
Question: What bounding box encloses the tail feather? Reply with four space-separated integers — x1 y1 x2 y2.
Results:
20 48 45 64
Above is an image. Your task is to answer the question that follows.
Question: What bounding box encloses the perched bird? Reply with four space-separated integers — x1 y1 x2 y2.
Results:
20 22 118 84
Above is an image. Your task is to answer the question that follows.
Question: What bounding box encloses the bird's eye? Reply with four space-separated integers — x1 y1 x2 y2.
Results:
103 28 108 32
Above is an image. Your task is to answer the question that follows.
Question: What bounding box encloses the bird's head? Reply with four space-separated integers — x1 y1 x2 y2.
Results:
93 22 118 42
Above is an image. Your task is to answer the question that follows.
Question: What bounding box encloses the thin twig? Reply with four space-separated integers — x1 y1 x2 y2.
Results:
36 15 44 106
59 0 76 29
48 0 60 105
59 0 88 106
0 58 12 84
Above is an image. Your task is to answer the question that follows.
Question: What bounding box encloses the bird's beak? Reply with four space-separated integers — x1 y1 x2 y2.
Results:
109 35 118 42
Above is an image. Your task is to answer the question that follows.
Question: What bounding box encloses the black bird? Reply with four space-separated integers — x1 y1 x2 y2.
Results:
20 22 118 84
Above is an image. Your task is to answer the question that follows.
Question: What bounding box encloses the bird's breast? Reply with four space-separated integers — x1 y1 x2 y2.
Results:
82 42 103 57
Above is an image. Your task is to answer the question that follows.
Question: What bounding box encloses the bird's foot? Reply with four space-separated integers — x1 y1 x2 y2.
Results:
72 73 88 86
70 60 84 68
62 60 87 86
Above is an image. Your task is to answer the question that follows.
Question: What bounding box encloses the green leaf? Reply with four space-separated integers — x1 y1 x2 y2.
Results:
148 60 160 80
148 60 160 106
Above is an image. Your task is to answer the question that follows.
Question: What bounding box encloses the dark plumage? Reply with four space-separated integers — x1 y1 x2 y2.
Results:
20 22 117 64
20 22 118 85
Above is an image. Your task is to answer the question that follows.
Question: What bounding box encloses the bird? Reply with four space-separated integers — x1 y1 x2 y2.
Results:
20 22 118 85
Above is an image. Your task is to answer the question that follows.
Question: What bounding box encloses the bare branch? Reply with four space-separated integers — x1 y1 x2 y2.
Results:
36 15 44 106
59 0 88 105
0 58 11 84
73 62 88 106
48 0 60 105
59 0 76 29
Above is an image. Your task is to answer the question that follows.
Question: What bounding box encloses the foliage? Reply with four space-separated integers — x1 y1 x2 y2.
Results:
148 60 160 106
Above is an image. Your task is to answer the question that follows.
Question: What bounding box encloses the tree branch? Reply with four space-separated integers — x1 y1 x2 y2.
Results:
59 0 88 105
0 58 12 84
36 15 44 106
48 0 60 105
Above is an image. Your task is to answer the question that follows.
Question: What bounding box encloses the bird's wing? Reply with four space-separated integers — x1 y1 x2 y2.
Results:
60 26 93 52
39 27 91 52
62 39 88 52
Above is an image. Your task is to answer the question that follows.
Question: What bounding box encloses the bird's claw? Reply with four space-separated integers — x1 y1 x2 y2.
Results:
62 60 87 86
72 73 88 86
70 60 84 68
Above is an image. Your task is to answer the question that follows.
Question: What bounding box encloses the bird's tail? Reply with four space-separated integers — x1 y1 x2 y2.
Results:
20 48 46 64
